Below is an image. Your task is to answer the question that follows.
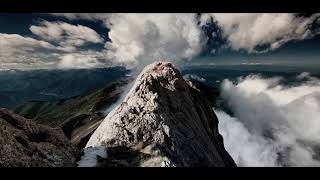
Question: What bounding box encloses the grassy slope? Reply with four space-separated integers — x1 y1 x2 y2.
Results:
14 78 131 149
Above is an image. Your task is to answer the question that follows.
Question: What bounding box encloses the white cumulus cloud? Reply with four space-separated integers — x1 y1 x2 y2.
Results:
103 13 206 68
52 13 207 68
217 73 320 166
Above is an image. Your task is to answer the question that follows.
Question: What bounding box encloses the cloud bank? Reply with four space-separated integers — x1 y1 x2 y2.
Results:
217 73 320 166
50 13 320 69
0 33 59 70
0 20 105 70
2 13 320 70
1 13 207 70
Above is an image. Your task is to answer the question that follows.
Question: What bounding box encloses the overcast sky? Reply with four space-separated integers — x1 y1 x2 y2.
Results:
1 13 320 70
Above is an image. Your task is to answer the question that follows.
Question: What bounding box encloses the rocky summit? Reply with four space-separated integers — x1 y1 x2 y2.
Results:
85 62 236 167
0 108 79 167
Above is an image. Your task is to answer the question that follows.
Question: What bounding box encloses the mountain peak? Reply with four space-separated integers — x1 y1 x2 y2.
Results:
85 61 236 167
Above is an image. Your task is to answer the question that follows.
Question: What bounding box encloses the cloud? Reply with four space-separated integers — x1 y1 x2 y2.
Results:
49 13 108 21
50 13 320 66
30 20 104 52
51 13 207 68
4 13 320 70
201 13 320 53
57 50 111 69
0 30 106 70
0 20 109 70
217 73 320 166
0 33 55 51
102 13 206 68
216 109 278 166
0 33 60 69
183 74 206 82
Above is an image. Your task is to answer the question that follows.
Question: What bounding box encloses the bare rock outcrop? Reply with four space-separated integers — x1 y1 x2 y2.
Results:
0 108 79 167
85 62 236 167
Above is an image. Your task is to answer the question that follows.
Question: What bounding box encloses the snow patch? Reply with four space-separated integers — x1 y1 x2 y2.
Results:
77 146 108 167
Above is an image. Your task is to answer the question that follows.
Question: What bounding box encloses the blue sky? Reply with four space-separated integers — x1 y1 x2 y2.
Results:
1 13 320 70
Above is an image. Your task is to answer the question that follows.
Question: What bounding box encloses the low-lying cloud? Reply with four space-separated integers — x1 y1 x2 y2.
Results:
58 53 103 69
216 73 320 166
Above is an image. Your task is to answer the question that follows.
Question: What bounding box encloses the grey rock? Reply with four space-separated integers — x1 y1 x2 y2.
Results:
0 108 79 167
86 61 236 167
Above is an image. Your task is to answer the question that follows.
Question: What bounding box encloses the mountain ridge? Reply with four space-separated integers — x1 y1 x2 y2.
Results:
0 108 79 167
14 78 132 149
85 61 236 167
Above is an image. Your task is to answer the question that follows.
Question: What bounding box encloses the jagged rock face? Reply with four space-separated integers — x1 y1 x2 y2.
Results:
86 62 235 167
0 108 79 167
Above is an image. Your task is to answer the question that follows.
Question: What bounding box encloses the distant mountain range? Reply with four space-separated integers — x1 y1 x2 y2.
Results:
0 67 129 108
14 77 131 149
